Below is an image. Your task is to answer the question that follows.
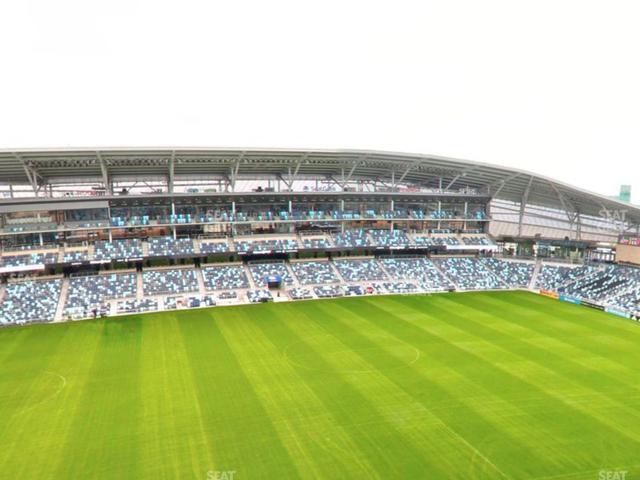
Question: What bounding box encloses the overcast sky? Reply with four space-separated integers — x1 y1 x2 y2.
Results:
0 0 638 201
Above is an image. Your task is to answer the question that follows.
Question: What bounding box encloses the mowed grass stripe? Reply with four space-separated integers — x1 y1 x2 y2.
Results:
3 292 640 479
302 298 535 479
478 292 640 377
345 295 640 477
216 306 379 479
175 308 300 479
251 303 453 479
137 313 215 479
0 321 103 478
380 294 640 477
424 293 640 440
52 317 145 479
450 294 640 410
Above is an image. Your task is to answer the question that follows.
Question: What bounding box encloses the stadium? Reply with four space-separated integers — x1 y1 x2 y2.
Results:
2 147 640 479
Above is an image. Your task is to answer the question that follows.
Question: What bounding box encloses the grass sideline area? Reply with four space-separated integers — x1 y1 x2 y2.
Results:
1 291 640 479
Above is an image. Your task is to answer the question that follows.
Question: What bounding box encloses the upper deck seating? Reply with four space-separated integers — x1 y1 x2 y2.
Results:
93 239 143 261
1 252 58 267
147 237 195 257
63 251 89 263
332 229 373 248
199 240 230 254
368 230 411 248
234 238 299 254
301 237 332 249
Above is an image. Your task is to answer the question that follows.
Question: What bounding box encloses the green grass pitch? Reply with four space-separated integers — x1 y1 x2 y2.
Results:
1 290 640 479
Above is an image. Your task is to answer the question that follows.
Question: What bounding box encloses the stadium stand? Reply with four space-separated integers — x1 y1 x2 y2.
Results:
368 229 411 248
332 229 373 248
313 285 344 298
234 237 299 254
117 299 158 314
535 264 597 291
558 265 634 302
218 291 238 300
201 265 249 290
143 268 199 296
333 258 387 281
147 237 195 257
383 282 419 294
199 240 230 254
64 272 137 319
1 251 58 267
164 295 216 310
604 267 640 313
0 279 62 324
300 236 333 249
63 250 89 263
434 257 504 290
462 236 491 246
288 288 313 300
247 290 273 303
249 261 294 286
94 239 143 261
290 260 340 285
343 285 366 296
380 257 452 291
482 258 534 288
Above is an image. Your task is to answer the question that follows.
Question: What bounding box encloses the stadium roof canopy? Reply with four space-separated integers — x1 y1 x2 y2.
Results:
0 147 638 227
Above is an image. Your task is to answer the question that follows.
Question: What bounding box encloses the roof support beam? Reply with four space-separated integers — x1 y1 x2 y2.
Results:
444 166 481 192
444 174 462 192
14 152 39 195
283 155 305 191
96 151 111 195
229 152 244 192
548 181 578 223
518 176 534 237
488 172 523 197
168 151 176 193
396 162 417 186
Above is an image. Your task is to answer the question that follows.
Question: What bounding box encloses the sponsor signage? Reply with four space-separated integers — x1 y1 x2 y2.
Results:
605 307 631 319
581 299 605 311
559 295 581 305
539 290 559 299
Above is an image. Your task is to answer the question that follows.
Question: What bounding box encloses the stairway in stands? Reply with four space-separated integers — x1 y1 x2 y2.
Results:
54 277 70 322
529 259 543 290
243 263 257 289
430 259 460 290
136 270 144 300
195 266 207 295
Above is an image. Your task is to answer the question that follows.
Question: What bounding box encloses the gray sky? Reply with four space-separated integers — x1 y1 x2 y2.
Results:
1 0 638 201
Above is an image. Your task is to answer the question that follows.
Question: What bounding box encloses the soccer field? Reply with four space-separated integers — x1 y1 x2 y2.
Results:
1 291 640 479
